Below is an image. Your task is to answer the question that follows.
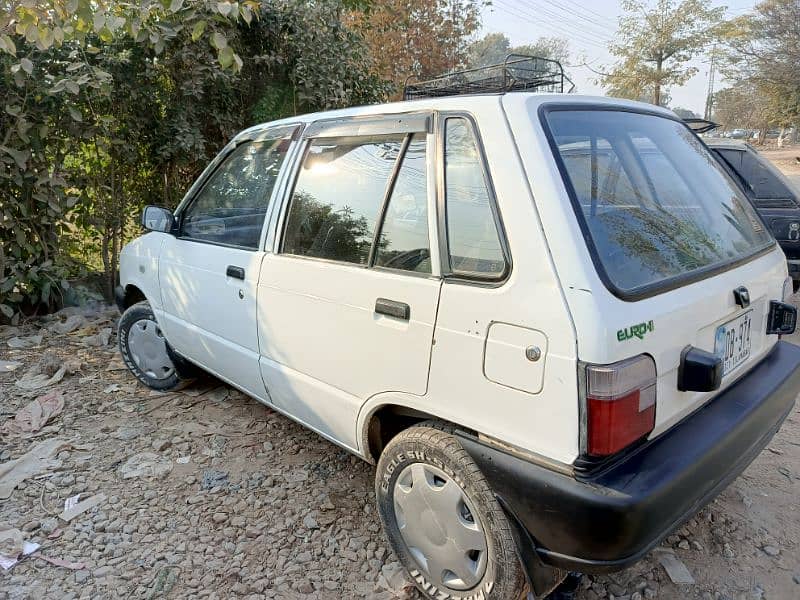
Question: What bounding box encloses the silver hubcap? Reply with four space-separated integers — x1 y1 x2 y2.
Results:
127 318 175 380
393 463 488 591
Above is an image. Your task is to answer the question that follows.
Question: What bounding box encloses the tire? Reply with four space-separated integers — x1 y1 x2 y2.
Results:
375 422 526 600
118 301 196 391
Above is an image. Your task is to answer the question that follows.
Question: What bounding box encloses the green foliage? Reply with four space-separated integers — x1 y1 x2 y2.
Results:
671 106 700 119
600 0 725 106
0 0 390 318
252 84 296 124
720 0 800 130
468 32 570 71
348 0 484 97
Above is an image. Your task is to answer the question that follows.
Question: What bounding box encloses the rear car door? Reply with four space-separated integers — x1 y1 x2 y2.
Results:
257 115 442 449
158 125 298 398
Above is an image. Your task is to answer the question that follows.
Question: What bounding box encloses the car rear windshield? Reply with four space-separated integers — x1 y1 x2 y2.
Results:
544 109 773 295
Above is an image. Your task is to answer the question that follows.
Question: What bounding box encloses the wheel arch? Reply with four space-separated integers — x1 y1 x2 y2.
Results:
118 283 148 310
359 395 475 464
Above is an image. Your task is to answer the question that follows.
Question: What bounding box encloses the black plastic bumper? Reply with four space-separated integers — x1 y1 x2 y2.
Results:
458 340 800 574
114 285 126 313
788 259 800 279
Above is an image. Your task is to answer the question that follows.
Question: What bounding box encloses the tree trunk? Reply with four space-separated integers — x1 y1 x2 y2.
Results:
654 55 663 107
101 231 111 301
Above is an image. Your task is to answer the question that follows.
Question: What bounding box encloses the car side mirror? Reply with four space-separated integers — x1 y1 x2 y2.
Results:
141 205 175 233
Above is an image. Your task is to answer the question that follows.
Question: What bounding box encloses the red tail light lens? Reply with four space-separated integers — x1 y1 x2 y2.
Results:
585 355 657 457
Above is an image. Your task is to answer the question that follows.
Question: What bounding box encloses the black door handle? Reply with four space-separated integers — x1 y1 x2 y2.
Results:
375 298 410 320
226 265 245 280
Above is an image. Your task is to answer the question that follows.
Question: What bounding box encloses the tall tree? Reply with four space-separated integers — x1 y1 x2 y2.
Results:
467 32 569 69
713 83 772 132
721 0 800 134
671 106 700 119
0 0 390 318
601 0 724 106
347 0 483 97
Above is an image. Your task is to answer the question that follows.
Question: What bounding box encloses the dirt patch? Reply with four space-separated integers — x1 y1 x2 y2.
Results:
760 147 800 179
1 305 799 599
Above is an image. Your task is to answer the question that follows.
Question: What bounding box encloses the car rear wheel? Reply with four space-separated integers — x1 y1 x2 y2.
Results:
118 301 195 391
375 422 526 600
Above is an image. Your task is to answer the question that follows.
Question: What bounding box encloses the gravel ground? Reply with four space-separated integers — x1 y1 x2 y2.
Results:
1 302 799 600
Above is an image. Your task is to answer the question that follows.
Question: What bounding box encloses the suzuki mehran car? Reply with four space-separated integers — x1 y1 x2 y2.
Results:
114 58 800 600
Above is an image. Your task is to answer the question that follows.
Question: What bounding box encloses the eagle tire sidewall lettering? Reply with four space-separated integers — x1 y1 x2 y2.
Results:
375 424 526 600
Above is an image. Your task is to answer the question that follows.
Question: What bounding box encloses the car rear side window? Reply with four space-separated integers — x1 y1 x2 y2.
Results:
282 135 403 265
544 109 773 295
738 150 796 201
444 117 507 279
181 134 293 249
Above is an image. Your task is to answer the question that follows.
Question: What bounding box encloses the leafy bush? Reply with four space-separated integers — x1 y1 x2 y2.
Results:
1 0 391 319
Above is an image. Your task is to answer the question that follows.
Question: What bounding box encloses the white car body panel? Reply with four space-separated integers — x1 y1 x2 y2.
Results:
158 237 268 400
117 93 787 468
256 255 442 448
118 232 167 311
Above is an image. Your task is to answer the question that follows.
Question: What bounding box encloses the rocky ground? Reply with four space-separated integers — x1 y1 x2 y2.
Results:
1 305 799 600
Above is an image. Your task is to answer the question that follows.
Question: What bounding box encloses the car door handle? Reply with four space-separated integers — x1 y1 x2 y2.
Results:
226 265 245 280
375 298 410 321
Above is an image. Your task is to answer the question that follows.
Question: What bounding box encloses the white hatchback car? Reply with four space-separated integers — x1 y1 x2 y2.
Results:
116 92 800 599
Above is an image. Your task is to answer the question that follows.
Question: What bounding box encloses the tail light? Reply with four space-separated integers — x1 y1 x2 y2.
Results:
584 355 657 457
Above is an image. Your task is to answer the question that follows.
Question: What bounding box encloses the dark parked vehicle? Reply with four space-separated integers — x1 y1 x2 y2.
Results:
706 139 800 291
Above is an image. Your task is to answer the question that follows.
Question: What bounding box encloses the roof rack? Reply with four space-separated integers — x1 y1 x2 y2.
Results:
403 54 575 101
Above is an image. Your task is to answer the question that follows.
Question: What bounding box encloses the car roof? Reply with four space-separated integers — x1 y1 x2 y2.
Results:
233 93 677 141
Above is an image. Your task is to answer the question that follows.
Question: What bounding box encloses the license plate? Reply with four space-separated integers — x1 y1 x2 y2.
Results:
714 311 753 376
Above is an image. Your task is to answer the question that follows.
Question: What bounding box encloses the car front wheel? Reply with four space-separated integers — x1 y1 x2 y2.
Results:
118 301 194 391
375 422 526 600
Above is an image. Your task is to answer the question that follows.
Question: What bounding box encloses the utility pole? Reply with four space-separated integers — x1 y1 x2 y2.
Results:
704 44 717 120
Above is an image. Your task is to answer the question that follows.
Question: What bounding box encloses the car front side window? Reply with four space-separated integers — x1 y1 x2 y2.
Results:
181 133 294 249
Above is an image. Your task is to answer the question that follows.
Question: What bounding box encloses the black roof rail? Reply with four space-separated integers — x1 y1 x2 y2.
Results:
403 54 575 101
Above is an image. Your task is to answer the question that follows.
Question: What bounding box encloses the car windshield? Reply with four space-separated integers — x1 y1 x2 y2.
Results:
544 109 773 294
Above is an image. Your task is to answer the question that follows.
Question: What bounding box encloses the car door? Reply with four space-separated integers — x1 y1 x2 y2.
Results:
158 125 298 399
256 115 442 450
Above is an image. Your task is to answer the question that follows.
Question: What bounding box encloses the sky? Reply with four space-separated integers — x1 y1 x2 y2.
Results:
478 0 759 115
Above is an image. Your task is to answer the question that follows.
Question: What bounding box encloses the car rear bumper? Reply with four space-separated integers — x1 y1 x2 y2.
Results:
457 340 800 573
787 259 800 279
